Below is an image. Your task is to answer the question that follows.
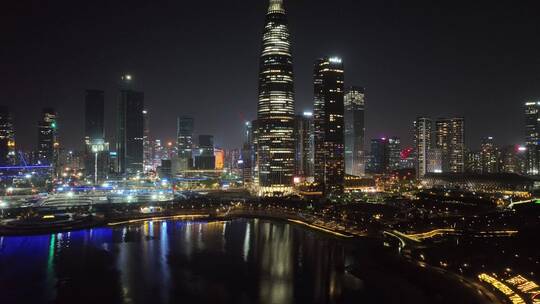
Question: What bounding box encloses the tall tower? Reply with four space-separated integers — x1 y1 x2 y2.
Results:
256 0 296 196
294 112 314 178
142 109 152 172
435 117 465 173
480 136 498 174
0 106 15 166
344 87 365 176
177 115 194 171
117 74 144 176
414 117 432 177
525 101 540 175
37 108 58 165
313 57 345 195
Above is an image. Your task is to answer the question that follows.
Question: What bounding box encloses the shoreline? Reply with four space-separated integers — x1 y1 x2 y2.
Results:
0 210 360 239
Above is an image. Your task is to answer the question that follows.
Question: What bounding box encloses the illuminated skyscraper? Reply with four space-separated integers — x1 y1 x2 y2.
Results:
388 137 402 171
117 74 144 176
177 115 194 171
480 136 498 173
37 108 58 166
294 112 314 178
435 117 465 173
344 87 365 177
142 109 152 172
241 121 255 184
525 101 540 175
413 117 432 177
255 0 296 196
313 57 345 195
0 106 15 165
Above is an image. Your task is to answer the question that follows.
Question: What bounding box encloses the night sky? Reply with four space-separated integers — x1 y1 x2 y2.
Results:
2 0 539 151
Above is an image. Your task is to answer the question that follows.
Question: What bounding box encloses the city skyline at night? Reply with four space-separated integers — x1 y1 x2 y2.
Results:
3 0 538 151
1 1 540 304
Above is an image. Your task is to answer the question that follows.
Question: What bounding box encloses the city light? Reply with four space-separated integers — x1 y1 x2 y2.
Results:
329 57 342 64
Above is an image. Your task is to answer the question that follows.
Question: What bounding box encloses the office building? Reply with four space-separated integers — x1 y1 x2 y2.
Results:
84 90 109 182
369 138 388 174
195 135 215 170
142 109 152 173
116 74 144 176
313 57 345 195
255 0 296 196
177 115 194 171
525 101 540 175
0 106 15 166
241 121 256 185
344 87 365 177
37 108 59 170
294 112 314 178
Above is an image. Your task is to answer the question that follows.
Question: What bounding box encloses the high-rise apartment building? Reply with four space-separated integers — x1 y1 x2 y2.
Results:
435 117 465 173
413 117 432 177
313 57 345 195
369 138 388 174
344 87 365 177
480 136 498 173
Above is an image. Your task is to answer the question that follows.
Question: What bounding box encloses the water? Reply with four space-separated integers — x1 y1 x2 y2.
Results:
0 218 483 304
0 219 362 304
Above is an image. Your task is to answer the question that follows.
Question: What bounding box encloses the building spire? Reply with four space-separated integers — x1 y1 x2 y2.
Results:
268 0 285 14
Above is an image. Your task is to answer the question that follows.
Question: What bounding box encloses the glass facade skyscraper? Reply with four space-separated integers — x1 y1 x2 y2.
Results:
344 87 365 177
177 115 194 171
84 90 109 182
525 101 540 175
294 112 314 178
117 75 144 176
313 57 345 195
37 108 58 166
255 0 296 196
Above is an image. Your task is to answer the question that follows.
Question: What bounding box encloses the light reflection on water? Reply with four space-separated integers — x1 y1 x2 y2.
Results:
0 219 358 304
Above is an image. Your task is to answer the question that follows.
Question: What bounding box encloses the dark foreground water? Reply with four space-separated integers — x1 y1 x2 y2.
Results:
0 218 484 304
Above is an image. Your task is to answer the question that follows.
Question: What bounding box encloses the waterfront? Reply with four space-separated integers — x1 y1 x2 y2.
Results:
0 218 490 304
